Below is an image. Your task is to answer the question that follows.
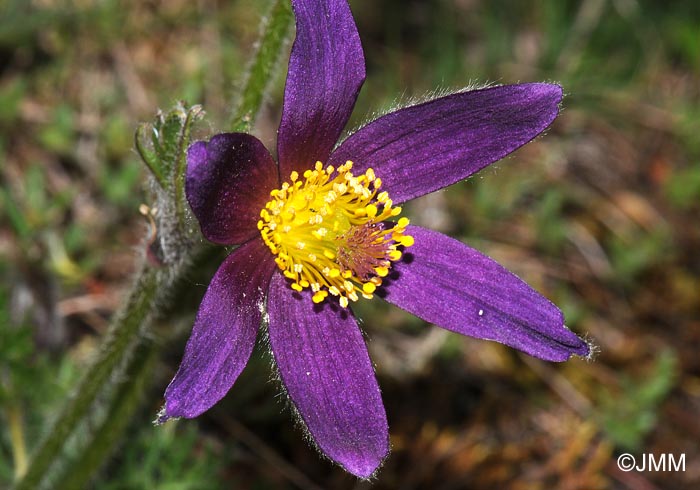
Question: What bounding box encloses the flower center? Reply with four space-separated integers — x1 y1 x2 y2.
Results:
258 161 413 307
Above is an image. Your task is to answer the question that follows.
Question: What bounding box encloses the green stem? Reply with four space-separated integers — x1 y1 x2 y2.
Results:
12 265 160 490
52 336 160 490
229 0 293 132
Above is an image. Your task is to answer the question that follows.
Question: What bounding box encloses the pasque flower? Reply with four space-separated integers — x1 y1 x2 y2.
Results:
160 0 590 478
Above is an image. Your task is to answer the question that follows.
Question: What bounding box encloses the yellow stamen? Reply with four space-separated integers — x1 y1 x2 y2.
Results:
259 162 413 307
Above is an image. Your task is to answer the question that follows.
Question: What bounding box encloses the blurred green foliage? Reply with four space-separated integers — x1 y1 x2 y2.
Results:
597 350 678 450
0 268 81 481
96 422 228 490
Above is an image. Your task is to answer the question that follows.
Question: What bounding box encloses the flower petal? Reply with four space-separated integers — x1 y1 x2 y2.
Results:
330 83 563 204
380 226 589 361
277 0 365 178
186 133 278 245
162 239 275 420
267 273 388 478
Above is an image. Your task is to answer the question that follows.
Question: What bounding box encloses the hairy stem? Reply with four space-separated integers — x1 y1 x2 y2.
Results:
13 265 160 490
52 337 160 490
230 0 293 132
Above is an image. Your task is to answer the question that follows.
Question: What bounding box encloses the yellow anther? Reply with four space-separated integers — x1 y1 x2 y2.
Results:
399 235 414 247
362 282 376 294
312 291 328 303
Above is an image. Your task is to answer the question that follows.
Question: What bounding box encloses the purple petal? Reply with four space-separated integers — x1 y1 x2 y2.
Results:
330 83 563 204
380 226 589 361
186 133 278 245
277 0 365 178
267 274 388 478
162 239 276 420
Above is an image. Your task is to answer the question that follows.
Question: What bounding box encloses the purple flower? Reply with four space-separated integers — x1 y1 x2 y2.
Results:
160 0 589 478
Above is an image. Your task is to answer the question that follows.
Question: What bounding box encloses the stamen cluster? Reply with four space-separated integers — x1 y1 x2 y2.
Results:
259 161 413 307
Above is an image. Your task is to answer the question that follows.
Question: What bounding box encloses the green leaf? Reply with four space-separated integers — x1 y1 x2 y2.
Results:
135 123 165 187
153 106 189 176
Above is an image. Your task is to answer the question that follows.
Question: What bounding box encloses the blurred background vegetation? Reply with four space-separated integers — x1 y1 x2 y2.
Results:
1 0 699 488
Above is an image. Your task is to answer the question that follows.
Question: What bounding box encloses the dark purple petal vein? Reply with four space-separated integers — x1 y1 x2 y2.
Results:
330 83 563 204
380 226 589 361
267 274 389 479
162 239 275 420
186 133 278 245
277 0 366 178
